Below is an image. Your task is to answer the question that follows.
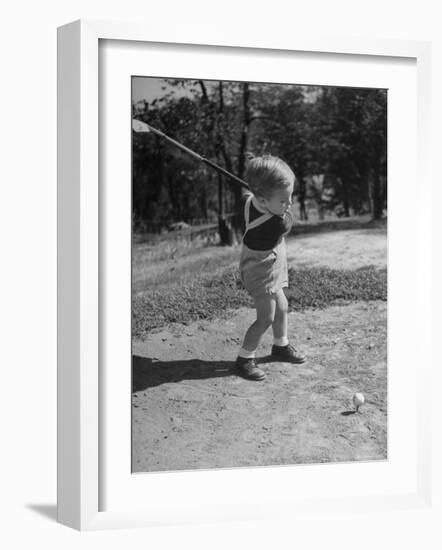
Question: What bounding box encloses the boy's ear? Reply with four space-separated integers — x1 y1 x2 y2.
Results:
255 196 267 206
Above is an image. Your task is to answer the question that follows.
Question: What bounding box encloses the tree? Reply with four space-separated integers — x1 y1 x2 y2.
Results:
131 78 387 233
310 87 387 219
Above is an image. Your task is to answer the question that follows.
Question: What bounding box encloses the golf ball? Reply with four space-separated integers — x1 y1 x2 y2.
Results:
353 393 365 408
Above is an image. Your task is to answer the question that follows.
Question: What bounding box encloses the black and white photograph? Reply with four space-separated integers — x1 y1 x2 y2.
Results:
3 0 439 542
131 76 387 473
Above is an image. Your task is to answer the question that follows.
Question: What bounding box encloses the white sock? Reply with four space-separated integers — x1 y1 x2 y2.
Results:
273 336 289 347
239 347 256 359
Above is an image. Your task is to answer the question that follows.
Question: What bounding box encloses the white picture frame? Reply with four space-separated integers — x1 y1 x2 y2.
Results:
57 19 432 531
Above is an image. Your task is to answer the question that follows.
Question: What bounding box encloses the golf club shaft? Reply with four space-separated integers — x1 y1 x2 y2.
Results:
202 158 250 190
135 120 250 191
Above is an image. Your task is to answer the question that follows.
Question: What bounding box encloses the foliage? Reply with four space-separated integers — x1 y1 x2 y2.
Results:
132 80 387 231
132 265 387 338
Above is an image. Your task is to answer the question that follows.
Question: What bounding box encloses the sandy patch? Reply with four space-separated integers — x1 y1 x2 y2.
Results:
287 229 387 270
132 301 387 473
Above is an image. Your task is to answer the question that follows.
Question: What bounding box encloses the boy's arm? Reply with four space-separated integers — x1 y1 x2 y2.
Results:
236 192 251 233
280 206 297 234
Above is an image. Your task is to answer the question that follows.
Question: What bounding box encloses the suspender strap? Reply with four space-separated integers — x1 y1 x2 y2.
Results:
243 194 273 236
244 194 252 228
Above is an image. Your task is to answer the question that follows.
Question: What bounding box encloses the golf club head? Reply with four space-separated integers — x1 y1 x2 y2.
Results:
132 119 151 133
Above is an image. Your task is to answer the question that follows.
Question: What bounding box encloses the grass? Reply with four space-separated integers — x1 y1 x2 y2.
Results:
132 265 387 339
132 216 387 291
132 244 240 291
133 236 212 263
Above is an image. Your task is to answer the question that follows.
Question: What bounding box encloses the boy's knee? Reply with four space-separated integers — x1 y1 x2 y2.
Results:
255 315 274 330
276 293 288 315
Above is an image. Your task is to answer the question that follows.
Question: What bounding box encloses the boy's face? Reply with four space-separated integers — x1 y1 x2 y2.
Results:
260 183 294 216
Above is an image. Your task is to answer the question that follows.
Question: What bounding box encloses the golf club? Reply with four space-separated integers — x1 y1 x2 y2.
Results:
132 118 250 191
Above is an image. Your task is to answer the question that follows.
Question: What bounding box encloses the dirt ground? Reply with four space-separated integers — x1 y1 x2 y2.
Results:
132 224 387 473
286 227 387 270
132 301 387 472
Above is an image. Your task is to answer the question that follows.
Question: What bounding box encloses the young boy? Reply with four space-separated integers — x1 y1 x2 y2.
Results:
236 155 305 381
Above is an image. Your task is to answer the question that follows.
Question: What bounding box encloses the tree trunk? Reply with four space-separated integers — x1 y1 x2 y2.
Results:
218 217 234 246
217 170 234 246
341 178 350 217
365 173 372 213
229 83 251 239
218 171 224 218
371 166 383 220
382 175 388 213
215 82 234 246
297 176 308 220
200 181 208 220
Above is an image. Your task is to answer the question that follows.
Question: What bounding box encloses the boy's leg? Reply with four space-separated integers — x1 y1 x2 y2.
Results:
236 294 276 381
272 289 288 344
241 294 276 352
271 289 306 363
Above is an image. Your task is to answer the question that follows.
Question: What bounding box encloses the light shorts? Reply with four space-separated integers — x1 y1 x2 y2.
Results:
239 237 288 299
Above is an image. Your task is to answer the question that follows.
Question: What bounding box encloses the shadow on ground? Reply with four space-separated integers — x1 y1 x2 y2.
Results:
26 504 57 522
132 354 276 391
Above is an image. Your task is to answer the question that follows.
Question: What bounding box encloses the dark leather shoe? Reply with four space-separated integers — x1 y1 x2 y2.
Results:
235 356 266 381
271 343 306 363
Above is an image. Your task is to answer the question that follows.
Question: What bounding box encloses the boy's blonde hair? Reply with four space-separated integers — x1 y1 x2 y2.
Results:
245 155 295 199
